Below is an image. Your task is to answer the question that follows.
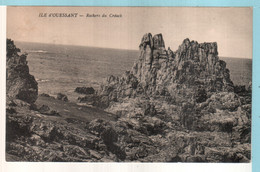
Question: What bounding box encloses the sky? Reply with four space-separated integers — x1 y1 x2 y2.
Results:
7 7 252 58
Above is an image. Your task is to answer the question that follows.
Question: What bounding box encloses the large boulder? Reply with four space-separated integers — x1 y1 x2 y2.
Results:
75 87 95 95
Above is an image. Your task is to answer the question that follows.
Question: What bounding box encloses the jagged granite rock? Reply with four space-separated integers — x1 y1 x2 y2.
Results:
92 33 251 162
135 35 234 94
6 39 38 104
97 33 234 108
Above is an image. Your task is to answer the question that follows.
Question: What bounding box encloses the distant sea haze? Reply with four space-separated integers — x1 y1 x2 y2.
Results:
15 42 252 102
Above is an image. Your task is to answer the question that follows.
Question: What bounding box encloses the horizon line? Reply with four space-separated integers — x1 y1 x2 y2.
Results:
13 40 252 59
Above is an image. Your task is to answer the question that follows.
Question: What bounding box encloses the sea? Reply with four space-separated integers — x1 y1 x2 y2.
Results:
15 42 252 102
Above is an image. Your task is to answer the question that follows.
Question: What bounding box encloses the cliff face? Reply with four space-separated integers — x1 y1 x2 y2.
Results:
6 39 38 104
98 33 234 106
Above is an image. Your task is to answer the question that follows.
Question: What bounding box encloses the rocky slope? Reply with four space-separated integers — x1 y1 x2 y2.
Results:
6 35 251 162
6 39 38 104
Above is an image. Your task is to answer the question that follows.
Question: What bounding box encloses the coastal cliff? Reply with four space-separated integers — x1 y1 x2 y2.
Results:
6 39 38 104
6 35 251 162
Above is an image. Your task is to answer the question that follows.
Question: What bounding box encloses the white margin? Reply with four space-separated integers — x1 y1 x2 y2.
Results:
0 5 7 172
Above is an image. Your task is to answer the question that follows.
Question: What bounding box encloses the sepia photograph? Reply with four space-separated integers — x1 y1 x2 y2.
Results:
5 6 252 162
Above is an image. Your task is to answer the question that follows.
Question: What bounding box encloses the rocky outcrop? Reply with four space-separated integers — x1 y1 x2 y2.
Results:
6 94 251 162
91 33 251 162
6 39 38 104
97 33 234 108
6 106 111 161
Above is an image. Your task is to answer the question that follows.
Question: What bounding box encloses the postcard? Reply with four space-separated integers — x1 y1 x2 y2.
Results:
1 3 258 172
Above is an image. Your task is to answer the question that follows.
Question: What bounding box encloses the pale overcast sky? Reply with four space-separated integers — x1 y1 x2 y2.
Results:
7 7 252 58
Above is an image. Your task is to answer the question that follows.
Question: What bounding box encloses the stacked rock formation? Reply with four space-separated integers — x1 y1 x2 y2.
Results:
98 33 234 107
6 39 38 104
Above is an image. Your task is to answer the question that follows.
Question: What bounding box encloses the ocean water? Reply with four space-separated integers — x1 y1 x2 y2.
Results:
15 42 252 102
15 42 139 101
